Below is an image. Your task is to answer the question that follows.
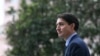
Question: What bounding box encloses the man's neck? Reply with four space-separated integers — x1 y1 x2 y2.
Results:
64 31 76 41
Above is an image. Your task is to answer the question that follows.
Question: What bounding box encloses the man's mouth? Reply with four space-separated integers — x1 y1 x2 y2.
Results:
57 31 61 34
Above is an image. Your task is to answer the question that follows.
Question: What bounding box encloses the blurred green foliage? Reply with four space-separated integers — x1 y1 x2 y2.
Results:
6 0 100 56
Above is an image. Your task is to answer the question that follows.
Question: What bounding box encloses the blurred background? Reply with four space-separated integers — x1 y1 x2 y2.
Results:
0 0 100 56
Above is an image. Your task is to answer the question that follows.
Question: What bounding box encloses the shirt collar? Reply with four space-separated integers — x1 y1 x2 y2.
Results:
65 32 77 47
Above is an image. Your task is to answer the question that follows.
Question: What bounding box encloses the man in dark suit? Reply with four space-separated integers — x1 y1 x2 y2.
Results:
56 13 90 56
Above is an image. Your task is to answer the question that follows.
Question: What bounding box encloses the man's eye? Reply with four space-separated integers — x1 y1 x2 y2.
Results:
59 23 64 25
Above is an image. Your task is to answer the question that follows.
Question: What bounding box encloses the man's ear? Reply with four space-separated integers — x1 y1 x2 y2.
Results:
70 23 75 29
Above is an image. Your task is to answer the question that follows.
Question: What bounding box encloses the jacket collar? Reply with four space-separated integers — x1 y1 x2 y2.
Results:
65 32 77 47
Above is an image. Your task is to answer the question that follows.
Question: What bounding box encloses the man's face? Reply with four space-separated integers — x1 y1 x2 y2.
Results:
56 18 73 40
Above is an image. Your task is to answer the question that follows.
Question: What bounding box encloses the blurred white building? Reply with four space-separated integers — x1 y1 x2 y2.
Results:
5 0 20 24
0 0 20 56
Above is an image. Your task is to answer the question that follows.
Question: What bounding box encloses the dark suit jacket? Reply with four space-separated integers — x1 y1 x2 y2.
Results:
64 34 90 56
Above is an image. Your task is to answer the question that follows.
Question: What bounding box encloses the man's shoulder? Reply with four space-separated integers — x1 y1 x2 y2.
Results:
66 35 90 56
69 35 86 47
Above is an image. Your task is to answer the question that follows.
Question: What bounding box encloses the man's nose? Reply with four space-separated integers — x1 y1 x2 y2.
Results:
56 26 60 30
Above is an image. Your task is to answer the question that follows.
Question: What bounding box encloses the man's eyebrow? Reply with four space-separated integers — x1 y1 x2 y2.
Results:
56 22 64 25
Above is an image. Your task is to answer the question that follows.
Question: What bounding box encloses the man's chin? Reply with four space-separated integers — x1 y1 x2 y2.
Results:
58 34 65 38
58 35 63 38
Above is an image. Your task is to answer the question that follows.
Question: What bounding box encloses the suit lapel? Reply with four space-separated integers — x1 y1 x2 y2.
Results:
64 34 78 56
69 34 78 44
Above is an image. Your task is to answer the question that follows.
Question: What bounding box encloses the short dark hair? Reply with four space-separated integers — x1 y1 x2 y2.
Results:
57 13 79 31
